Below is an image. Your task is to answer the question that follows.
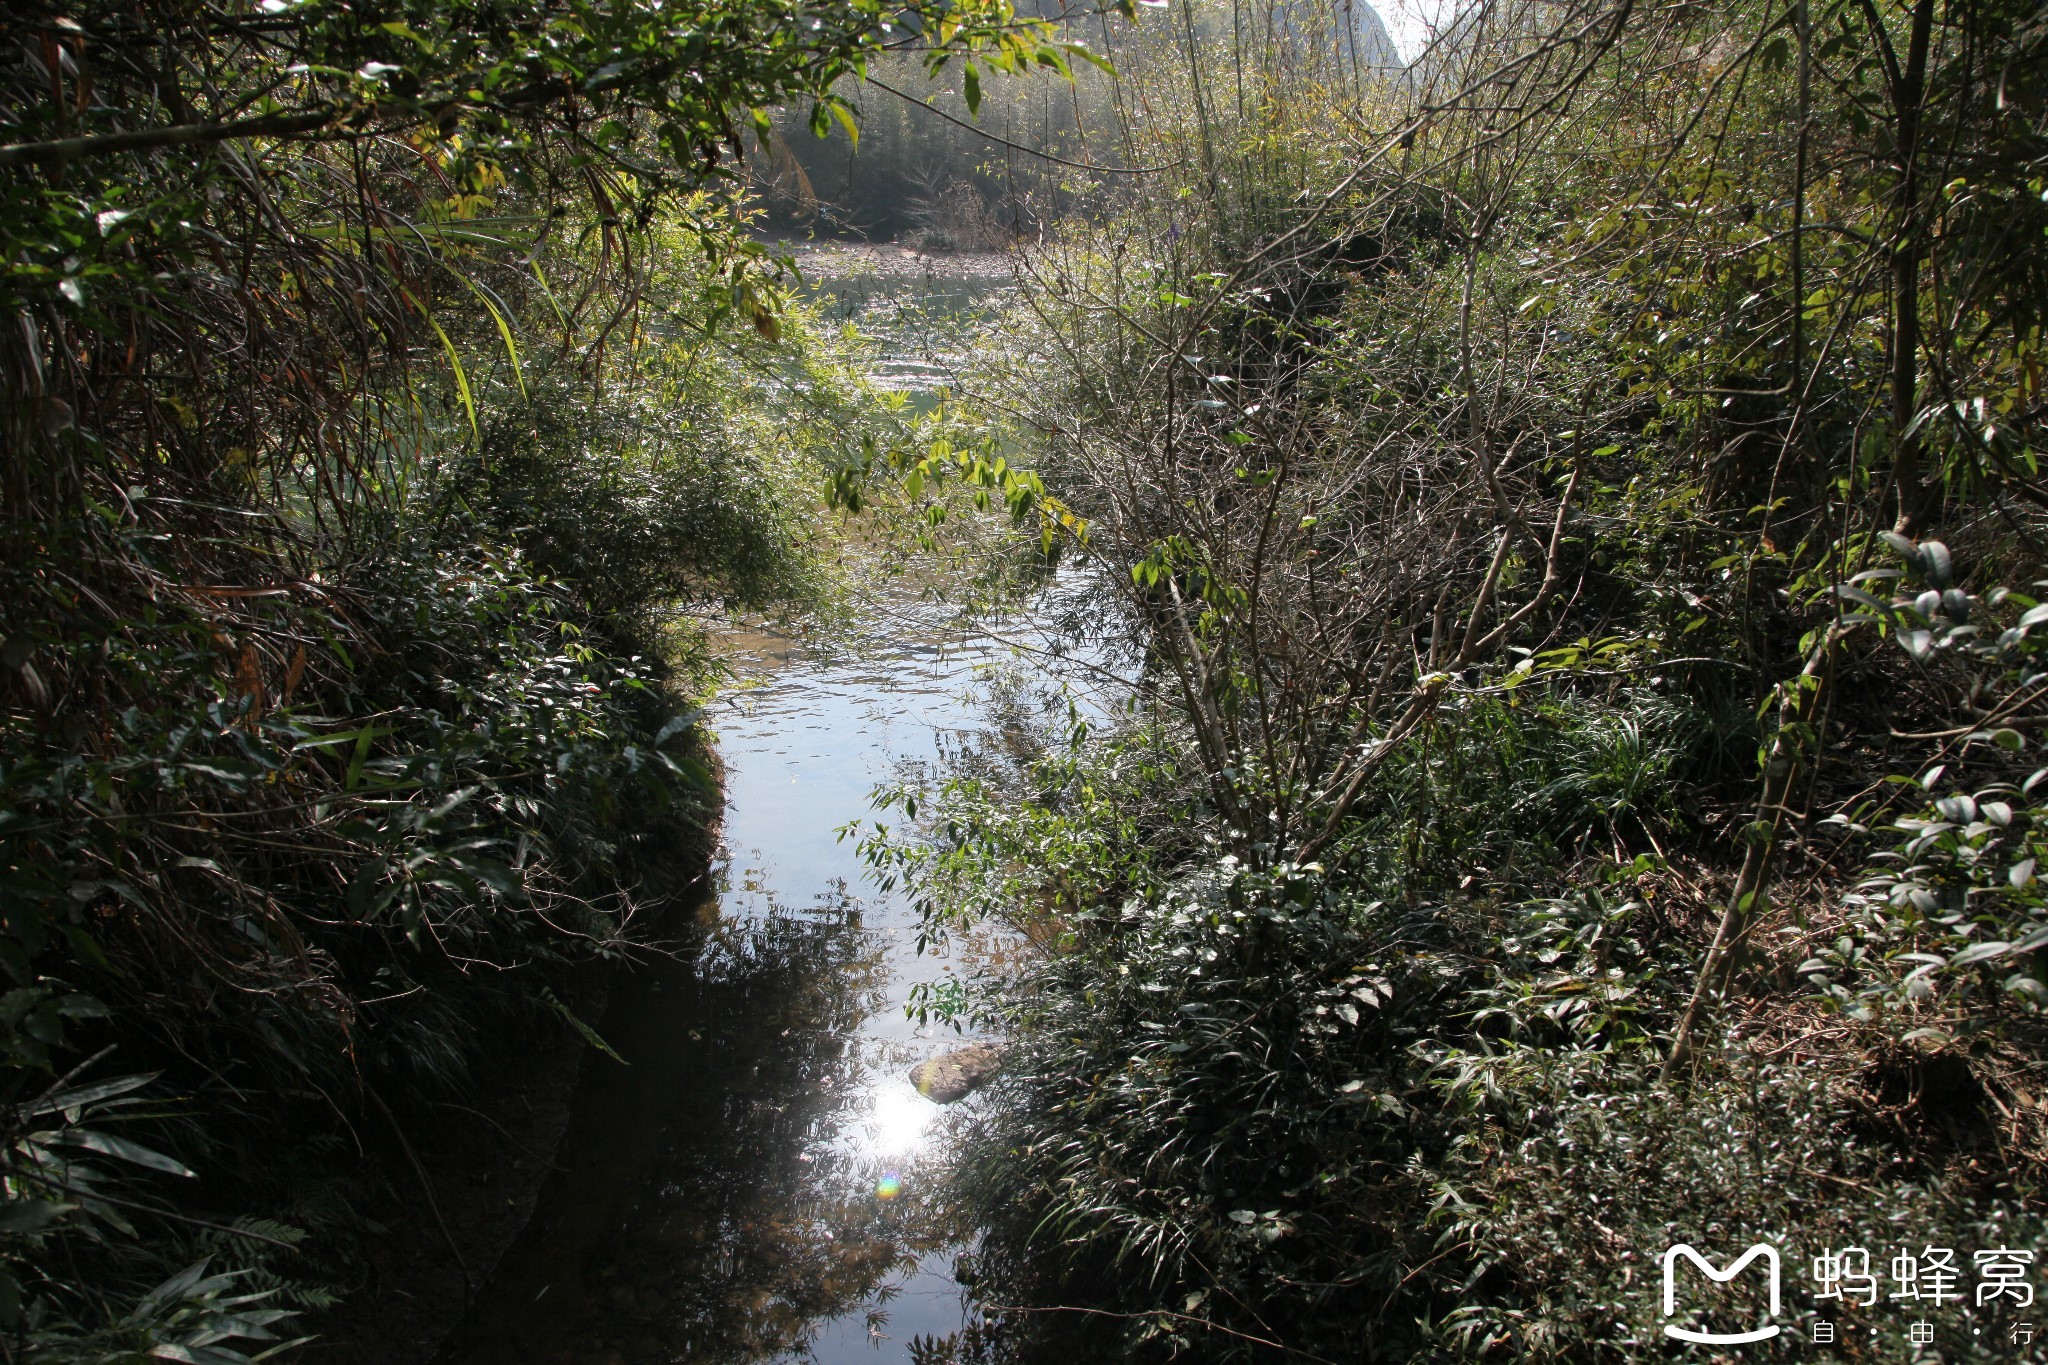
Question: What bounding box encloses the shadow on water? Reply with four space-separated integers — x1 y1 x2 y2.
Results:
435 888 951 1365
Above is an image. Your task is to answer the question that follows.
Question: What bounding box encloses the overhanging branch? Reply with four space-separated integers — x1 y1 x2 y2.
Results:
0 107 340 167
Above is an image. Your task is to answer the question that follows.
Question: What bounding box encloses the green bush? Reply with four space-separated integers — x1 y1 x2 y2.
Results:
0 490 719 1349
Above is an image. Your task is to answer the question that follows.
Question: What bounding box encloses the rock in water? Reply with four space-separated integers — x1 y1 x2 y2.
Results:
909 1042 1003 1103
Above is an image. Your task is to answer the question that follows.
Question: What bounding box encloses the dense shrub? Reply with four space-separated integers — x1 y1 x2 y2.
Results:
858 0 2048 1357
1 0 1094 1338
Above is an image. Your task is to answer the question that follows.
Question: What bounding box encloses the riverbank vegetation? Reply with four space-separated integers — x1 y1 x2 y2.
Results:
12 0 2048 1356
853 0 2048 1357
0 1 1093 1357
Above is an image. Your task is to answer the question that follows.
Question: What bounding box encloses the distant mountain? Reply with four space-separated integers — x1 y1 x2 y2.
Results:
1345 1 1403 69
1247 0 1405 79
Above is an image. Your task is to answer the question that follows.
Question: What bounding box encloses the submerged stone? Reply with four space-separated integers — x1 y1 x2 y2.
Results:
909 1042 1003 1103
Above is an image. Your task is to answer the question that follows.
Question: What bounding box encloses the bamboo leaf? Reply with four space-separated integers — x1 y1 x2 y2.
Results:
402 288 477 442
61 1129 197 1178
447 269 527 398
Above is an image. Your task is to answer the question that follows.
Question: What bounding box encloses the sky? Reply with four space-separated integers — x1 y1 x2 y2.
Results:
1372 0 1465 63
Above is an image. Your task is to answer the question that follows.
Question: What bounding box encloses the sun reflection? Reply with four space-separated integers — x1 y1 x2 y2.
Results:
864 1083 938 1159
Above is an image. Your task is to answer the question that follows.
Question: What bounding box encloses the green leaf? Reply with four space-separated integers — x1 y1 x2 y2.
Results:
829 100 861 148
538 986 627 1065
345 726 379 791
1949 941 2012 967
61 1128 198 1178
445 853 522 900
403 288 477 442
33 1071 157 1116
447 269 526 399
346 859 392 919
1063 41 1116 75
0 1199 70 1233
376 21 432 48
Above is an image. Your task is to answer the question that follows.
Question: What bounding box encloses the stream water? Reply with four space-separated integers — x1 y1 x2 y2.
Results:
436 250 1042 1365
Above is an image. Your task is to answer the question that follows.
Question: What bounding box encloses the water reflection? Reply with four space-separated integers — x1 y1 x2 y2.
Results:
784 242 1014 395
436 609 1070 1365
436 890 957 1364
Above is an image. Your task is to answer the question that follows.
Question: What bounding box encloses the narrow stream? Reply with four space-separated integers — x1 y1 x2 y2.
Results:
437 251 1037 1365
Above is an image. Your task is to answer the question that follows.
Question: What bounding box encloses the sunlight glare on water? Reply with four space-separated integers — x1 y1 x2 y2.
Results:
864 1086 940 1162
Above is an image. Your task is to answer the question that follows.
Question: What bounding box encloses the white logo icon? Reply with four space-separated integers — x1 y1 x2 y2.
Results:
1662 1244 1783 1344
